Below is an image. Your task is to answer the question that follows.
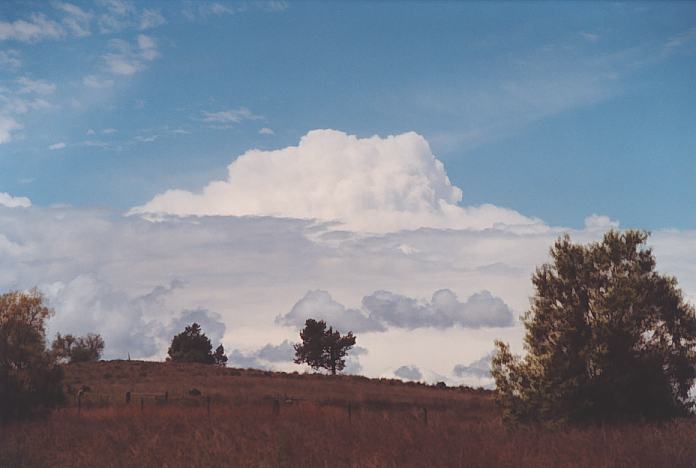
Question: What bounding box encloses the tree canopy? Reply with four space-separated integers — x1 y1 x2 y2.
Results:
52 333 105 363
167 322 216 364
0 289 64 422
492 230 696 424
294 319 356 375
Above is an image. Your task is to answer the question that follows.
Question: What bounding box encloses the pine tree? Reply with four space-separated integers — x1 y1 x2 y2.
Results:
167 323 215 364
294 319 356 375
213 344 228 366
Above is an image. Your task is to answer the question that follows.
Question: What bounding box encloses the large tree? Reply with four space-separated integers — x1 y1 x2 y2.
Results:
492 230 696 423
167 323 215 364
0 289 64 422
294 319 356 375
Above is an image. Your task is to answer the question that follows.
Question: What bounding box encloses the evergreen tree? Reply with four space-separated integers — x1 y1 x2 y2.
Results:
294 319 356 375
213 344 228 366
167 323 215 364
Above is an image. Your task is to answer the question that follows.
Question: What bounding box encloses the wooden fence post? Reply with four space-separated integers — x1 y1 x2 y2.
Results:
273 398 280 416
206 396 211 418
77 392 82 415
125 391 131 404
140 397 144 413
348 403 352 423
422 407 428 426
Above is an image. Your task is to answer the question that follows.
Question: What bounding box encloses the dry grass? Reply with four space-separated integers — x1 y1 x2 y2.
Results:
2 360 696 467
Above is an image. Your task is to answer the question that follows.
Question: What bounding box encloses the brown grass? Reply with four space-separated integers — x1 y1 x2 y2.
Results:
2 360 696 467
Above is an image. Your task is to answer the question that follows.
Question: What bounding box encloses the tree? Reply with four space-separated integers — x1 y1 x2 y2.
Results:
492 230 696 424
213 344 228 366
294 319 356 375
0 289 64 422
52 333 105 363
167 323 215 364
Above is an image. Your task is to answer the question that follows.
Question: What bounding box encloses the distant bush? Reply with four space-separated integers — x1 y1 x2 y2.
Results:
52 332 105 363
0 289 64 422
493 231 696 424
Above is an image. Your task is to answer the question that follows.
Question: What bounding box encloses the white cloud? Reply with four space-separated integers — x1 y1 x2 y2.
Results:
182 2 235 20
17 77 56 95
0 115 22 144
132 130 544 233
276 290 385 333
54 2 93 37
95 0 166 33
49 142 66 150
165 307 226 347
97 0 136 33
663 27 696 55
103 35 159 76
364 289 515 329
1 202 695 381
277 288 514 332
0 50 21 71
228 339 295 369
139 9 166 30
103 43 141 75
0 192 31 208
134 135 157 143
0 96 53 115
0 13 65 43
258 127 275 135
584 214 619 230
102 128 117 134
137 34 158 60
580 31 600 43
202 107 261 126
83 74 114 89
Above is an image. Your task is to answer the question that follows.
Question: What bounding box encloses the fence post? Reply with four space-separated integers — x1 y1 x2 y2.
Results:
125 391 131 404
206 396 211 418
141 397 144 413
422 407 428 426
164 391 168 403
348 403 352 424
273 398 280 416
77 392 82 415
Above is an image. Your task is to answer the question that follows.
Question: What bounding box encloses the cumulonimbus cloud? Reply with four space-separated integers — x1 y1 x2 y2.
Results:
130 129 545 233
276 288 515 332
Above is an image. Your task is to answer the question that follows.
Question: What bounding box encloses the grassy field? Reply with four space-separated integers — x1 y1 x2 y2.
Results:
2 360 696 467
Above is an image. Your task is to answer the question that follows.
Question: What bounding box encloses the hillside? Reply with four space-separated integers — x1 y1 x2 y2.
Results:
2 361 696 467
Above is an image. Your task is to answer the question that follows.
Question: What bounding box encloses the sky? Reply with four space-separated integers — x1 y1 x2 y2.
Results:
1 1 696 385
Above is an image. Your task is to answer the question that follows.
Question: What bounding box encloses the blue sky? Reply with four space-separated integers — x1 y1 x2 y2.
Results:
1 1 695 228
